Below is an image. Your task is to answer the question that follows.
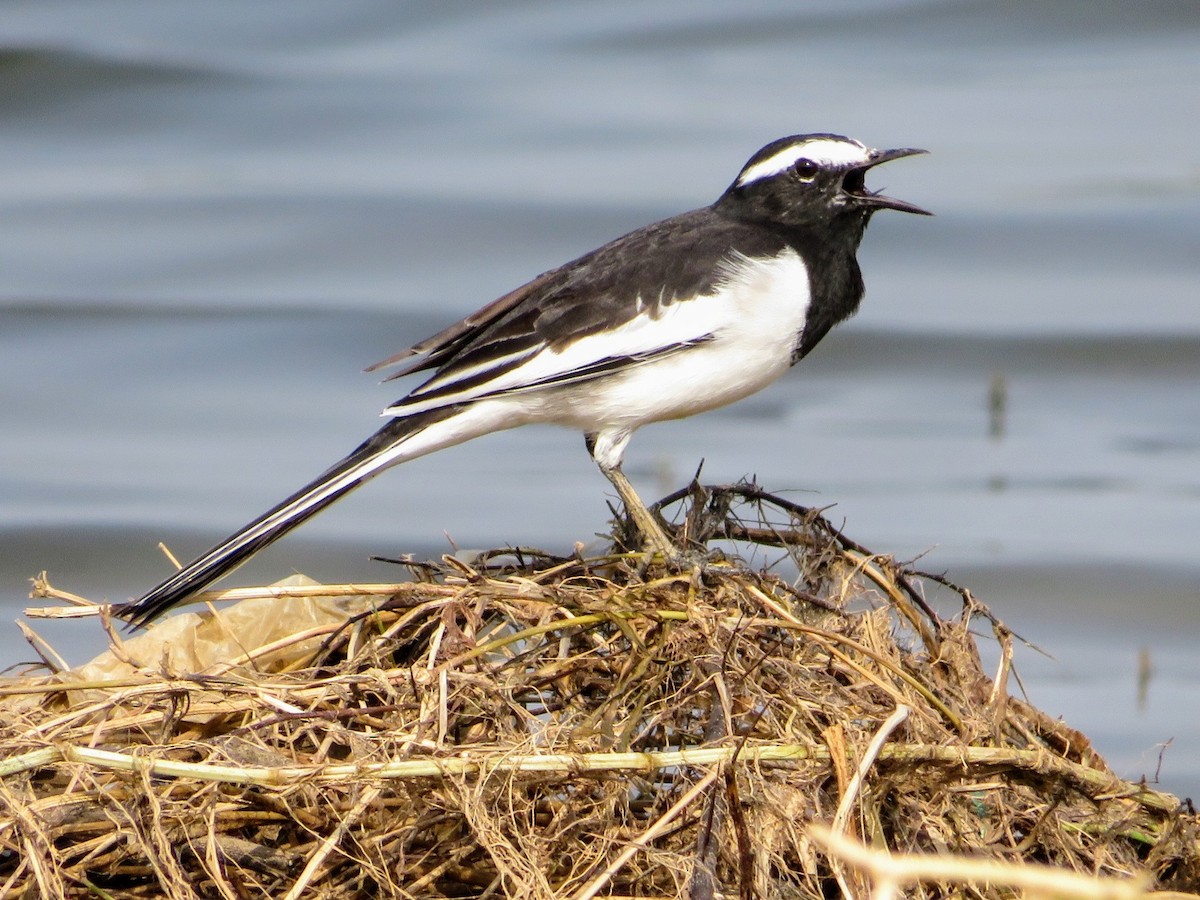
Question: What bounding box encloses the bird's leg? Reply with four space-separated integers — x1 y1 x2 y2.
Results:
598 461 676 558
585 431 676 557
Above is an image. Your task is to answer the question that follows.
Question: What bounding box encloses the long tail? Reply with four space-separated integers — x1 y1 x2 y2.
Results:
116 409 461 629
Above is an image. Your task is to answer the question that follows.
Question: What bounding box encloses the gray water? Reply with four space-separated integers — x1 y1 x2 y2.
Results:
1 1 1198 798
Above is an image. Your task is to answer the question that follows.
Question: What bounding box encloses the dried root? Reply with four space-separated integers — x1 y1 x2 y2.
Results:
4 483 1197 898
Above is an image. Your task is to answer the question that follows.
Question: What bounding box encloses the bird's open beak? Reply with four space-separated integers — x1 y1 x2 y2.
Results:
845 147 932 216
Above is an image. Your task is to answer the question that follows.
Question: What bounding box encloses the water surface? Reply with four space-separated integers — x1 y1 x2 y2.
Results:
2 0 1198 797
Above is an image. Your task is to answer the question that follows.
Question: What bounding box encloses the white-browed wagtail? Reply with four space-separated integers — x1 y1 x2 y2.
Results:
118 133 929 628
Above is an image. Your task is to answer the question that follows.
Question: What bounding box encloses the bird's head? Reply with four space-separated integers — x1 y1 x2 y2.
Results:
717 133 931 229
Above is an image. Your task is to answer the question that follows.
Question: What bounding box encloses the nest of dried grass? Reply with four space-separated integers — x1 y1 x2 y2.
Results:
4 483 1199 899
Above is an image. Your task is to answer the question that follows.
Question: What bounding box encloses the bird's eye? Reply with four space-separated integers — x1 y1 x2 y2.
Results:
792 159 820 182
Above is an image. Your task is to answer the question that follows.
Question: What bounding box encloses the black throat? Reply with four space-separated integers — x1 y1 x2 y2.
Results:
783 221 866 363
713 185 871 364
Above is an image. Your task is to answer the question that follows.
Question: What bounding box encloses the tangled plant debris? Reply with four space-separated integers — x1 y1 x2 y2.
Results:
4 483 1198 899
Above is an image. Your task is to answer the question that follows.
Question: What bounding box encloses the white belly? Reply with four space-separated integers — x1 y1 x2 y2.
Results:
380 248 813 472
548 248 812 431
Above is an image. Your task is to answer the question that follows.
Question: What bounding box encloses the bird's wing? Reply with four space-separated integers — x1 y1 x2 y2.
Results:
373 209 776 417
387 296 719 415
365 267 563 381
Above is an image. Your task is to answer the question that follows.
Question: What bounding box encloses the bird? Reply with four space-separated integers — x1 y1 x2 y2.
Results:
115 133 929 628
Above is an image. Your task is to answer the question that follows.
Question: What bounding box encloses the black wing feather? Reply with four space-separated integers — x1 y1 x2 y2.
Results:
376 207 791 404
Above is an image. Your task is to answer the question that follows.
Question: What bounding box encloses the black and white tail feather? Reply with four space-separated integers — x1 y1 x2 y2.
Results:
115 133 928 628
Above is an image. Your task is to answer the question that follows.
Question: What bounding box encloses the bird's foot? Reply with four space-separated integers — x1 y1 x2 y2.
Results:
626 540 737 593
623 503 678 561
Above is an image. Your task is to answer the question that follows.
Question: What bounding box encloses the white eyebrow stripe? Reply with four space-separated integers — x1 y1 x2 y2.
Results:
736 138 873 186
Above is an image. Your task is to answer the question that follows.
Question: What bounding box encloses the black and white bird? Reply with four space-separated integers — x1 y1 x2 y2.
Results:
116 133 929 628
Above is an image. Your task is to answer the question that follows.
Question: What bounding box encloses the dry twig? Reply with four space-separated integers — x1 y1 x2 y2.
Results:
3 483 1196 899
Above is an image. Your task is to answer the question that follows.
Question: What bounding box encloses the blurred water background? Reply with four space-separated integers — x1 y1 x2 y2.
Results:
1 1 1198 797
